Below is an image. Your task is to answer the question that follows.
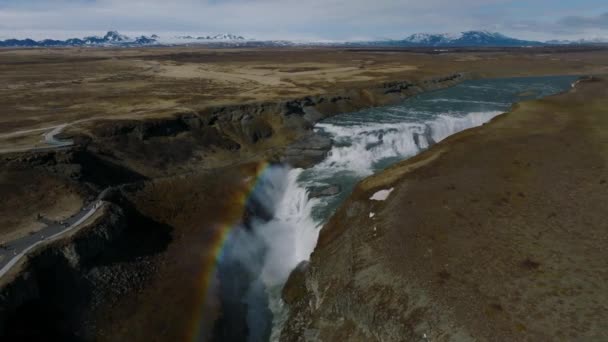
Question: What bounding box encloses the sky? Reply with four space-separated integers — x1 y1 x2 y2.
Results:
0 0 607 41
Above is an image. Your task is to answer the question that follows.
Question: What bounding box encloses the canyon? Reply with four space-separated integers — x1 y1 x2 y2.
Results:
0 46 607 341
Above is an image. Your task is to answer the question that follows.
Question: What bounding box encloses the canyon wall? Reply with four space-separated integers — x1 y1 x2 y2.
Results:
0 73 468 340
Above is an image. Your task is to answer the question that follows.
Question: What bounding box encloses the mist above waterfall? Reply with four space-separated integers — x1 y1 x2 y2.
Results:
215 165 320 342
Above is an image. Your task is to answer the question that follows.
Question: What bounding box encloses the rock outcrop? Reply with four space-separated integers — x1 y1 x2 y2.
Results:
0 195 171 340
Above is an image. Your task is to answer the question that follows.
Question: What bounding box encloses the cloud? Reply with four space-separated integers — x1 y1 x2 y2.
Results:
558 12 608 29
0 0 606 40
0 0 459 39
500 11 608 40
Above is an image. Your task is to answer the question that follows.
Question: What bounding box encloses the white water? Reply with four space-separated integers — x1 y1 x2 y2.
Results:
314 110 501 176
315 121 429 175
215 76 578 342
260 110 504 340
256 168 321 287
219 166 321 342
261 169 321 341
429 111 501 142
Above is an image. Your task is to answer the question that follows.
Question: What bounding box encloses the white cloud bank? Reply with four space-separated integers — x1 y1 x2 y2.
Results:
0 0 606 41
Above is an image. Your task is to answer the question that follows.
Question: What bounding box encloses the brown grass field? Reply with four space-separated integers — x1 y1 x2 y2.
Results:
1 46 607 149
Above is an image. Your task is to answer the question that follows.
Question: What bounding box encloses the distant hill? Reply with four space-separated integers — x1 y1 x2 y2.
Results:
1 30 605 48
0 31 157 47
0 31 250 47
358 31 545 47
546 38 608 45
175 34 246 41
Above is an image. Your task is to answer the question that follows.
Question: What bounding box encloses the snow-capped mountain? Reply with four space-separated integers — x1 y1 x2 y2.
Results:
0 29 605 48
102 30 130 42
395 31 544 47
198 34 246 40
175 34 245 41
0 31 158 47
170 33 248 43
0 31 254 47
403 32 464 45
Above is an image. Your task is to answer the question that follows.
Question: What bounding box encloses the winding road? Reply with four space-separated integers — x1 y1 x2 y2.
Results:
42 124 73 147
0 200 104 278
0 122 95 278
0 121 80 154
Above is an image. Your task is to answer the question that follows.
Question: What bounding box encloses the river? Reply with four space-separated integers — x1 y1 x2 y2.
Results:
216 75 578 342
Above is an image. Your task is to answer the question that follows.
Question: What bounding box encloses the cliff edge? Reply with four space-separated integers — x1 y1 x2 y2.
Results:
282 77 608 341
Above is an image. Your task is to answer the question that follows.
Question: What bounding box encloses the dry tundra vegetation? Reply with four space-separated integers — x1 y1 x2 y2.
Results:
2 46 608 138
0 45 607 341
1 46 605 241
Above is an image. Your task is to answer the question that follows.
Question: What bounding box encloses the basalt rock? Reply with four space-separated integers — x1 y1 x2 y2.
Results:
0 147 146 192
282 133 332 168
282 261 310 305
0 196 172 340
309 185 341 198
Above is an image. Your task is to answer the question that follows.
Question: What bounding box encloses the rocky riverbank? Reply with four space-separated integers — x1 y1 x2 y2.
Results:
281 77 608 341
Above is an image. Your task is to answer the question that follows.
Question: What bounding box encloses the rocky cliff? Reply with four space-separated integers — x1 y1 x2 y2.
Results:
280 78 608 341
74 73 467 176
0 193 171 340
0 72 468 341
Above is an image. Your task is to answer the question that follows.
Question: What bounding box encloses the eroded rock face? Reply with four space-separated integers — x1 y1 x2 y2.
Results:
282 261 309 305
0 73 470 341
280 78 608 342
279 194 444 342
308 185 341 198
0 197 172 340
77 73 468 177
282 133 332 168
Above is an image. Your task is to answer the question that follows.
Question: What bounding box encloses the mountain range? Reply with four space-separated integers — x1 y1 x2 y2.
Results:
175 34 246 41
0 31 250 48
0 31 157 47
393 31 544 47
0 30 606 48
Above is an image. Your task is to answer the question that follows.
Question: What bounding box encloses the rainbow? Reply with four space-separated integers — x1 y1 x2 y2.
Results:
187 160 273 342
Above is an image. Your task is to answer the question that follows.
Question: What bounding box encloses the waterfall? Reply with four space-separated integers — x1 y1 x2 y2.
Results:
217 166 320 342
214 76 578 342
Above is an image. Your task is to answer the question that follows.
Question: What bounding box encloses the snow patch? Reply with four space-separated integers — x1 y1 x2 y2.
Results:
370 188 394 201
